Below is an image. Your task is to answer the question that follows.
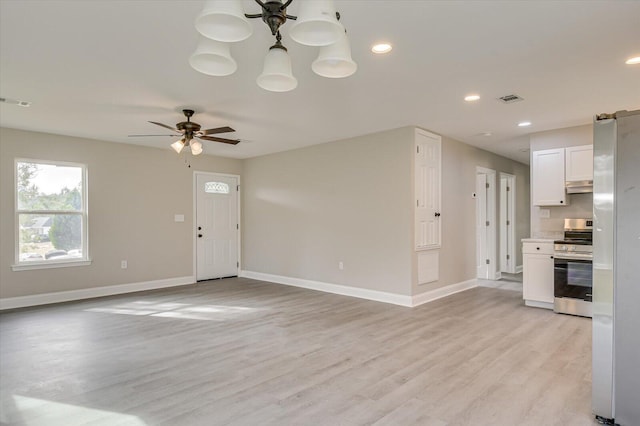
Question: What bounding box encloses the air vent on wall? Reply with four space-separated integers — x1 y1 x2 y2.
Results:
497 94 524 104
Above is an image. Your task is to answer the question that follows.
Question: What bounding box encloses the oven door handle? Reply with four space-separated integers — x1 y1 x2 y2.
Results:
553 253 593 261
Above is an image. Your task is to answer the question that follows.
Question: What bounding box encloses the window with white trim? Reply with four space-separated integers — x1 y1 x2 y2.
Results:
15 159 89 268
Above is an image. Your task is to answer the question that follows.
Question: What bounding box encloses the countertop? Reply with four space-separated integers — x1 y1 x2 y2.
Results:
522 238 557 243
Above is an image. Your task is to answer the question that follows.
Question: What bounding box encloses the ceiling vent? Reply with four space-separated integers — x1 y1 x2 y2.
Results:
497 94 524 104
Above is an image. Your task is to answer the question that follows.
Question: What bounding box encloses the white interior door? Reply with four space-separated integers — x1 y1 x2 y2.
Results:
476 167 497 280
500 173 516 273
476 174 488 278
196 173 239 281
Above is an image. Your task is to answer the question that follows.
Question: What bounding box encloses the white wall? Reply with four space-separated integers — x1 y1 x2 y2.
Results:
529 124 593 238
242 127 415 296
0 127 243 300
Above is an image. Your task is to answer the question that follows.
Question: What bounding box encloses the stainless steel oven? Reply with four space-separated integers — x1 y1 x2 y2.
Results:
554 219 593 317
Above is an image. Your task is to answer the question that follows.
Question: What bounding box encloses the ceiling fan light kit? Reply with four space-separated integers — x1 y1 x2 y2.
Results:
171 139 186 154
191 0 357 92
190 139 204 155
132 109 239 156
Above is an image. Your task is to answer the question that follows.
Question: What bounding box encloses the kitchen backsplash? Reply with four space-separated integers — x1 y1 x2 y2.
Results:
531 192 593 238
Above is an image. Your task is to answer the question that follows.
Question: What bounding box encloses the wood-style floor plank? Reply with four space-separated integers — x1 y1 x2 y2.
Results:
0 277 597 425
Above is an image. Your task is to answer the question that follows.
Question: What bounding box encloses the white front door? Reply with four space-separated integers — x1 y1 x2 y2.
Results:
195 173 239 281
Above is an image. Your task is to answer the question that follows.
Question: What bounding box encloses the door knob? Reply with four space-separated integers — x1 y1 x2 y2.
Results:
198 226 202 230
198 234 203 238
434 212 441 217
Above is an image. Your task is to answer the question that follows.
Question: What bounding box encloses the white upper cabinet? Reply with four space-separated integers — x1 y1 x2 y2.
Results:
415 129 441 250
532 148 567 206
565 145 594 182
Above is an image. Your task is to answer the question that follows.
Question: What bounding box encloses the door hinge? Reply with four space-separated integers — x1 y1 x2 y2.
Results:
237 185 239 191
486 182 490 189
237 261 239 267
236 224 239 230
506 186 510 191
417 146 420 154
417 200 419 207
486 220 490 226
486 259 490 265
506 254 510 260
506 220 510 225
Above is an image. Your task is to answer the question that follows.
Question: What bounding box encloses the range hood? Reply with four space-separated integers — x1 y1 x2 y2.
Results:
566 180 593 193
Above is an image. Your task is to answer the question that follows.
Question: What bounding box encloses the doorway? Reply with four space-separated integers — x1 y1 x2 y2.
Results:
194 172 240 281
476 167 497 280
500 173 517 274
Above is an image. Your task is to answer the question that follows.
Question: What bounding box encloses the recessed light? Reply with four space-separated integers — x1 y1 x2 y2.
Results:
518 121 532 127
371 43 392 54
625 56 640 65
481 132 492 137
464 94 480 102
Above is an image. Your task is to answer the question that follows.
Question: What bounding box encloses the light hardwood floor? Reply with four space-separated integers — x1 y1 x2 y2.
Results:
0 277 597 426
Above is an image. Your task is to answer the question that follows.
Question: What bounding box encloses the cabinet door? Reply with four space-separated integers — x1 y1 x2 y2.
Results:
532 148 566 206
565 145 593 182
415 129 441 249
523 253 554 303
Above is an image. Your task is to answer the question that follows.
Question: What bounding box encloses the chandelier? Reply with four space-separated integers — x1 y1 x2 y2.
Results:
189 0 357 92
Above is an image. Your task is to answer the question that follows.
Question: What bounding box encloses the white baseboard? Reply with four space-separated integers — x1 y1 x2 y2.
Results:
240 270 413 306
0 276 196 310
240 271 477 308
524 300 554 310
515 265 523 274
411 279 477 307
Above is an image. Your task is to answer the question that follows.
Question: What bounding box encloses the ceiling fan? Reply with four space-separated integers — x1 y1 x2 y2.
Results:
130 109 239 155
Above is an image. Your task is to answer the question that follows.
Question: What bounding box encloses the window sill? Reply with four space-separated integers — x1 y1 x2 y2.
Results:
11 259 92 272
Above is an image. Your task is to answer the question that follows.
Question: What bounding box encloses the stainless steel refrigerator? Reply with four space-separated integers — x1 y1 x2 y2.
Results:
592 109 640 425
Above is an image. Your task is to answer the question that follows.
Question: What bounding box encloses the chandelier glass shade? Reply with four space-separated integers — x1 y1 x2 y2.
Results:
312 30 357 78
191 0 356 92
288 0 343 47
189 37 237 76
195 0 253 42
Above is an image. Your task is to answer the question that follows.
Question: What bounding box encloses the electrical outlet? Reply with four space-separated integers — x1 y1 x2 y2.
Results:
338 261 344 270
121 260 127 269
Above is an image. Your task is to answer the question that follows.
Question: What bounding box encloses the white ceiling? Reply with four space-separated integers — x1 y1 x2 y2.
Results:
1 1 639 165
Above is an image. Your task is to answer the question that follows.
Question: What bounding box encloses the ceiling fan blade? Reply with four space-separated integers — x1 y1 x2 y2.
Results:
149 121 179 132
201 126 235 135
128 134 180 137
199 135 240 145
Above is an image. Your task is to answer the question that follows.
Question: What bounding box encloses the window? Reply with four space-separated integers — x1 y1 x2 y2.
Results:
14 159 90 270
204 181 230 194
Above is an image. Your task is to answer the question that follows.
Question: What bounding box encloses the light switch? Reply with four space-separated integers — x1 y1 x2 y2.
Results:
174 214 185 222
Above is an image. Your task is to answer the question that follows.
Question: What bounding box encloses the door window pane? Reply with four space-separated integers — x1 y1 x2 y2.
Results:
205 181 230 194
